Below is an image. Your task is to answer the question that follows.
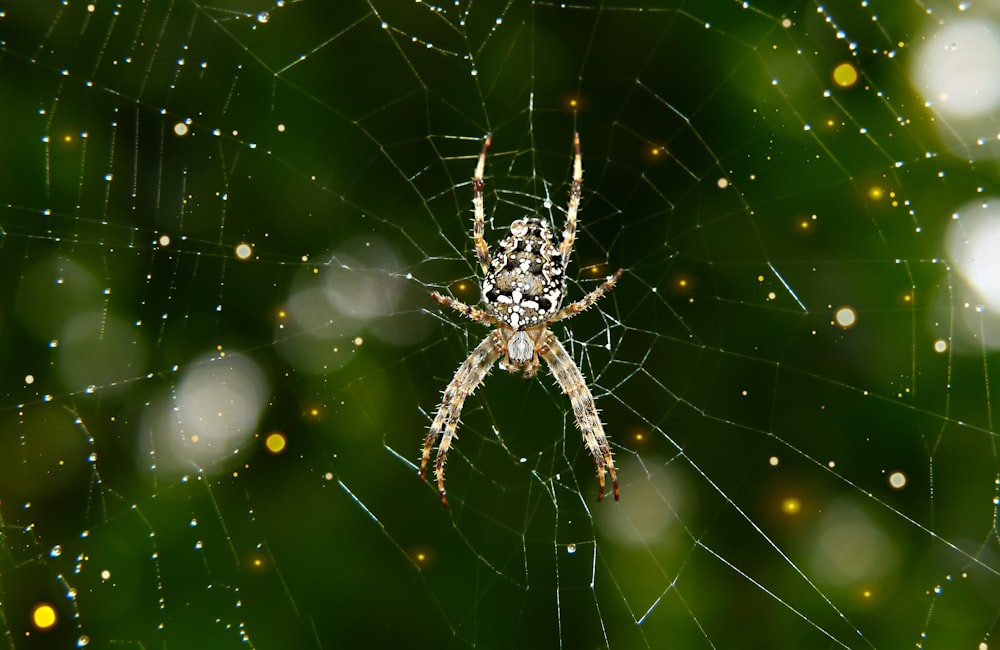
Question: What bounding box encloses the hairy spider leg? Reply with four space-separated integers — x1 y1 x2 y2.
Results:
420 331 504 505
472 134 493 275
551 269 623 323
429 292 495 326
559 133 583 267
539 330 619 501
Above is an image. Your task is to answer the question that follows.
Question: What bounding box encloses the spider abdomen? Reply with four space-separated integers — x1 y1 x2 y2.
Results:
482 217 565 330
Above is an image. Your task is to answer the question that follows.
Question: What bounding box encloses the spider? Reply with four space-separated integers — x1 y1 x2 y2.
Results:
421 132 622 506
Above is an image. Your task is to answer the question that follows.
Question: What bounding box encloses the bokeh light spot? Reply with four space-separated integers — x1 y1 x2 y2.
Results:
913 19 1000 119
139 353 268 476
32 603 57 629
833 62 858 87
235 243 253 260
265 432 287 454
810 501 896 586
781 497 801 515
835 306 857 328
947 198 1000 315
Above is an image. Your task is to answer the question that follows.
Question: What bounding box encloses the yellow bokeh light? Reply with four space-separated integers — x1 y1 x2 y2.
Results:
32 603 57 629
265 432 287 454
833 62 859 87
781 497 802 515
869 186 884 200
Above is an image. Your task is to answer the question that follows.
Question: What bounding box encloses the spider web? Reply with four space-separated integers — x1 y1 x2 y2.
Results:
0 0 998 647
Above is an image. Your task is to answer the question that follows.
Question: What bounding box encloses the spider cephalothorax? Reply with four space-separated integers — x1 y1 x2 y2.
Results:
421 133 622 505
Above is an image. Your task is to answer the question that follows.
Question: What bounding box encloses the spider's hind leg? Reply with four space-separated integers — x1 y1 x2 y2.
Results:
421 330 504 505
538 330 619 502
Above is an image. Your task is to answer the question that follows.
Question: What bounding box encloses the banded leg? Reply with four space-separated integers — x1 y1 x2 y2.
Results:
560 133 583 265
539 330 619 501
430 292 496 327
472 134 493 274
421 330 504 505
551 268 622 323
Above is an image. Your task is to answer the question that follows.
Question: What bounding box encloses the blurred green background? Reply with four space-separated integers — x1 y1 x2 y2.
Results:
1 0 999 648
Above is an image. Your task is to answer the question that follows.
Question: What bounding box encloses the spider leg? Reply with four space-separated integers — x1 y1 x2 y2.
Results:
550 268 622 323
473 134 493 275
539 330 619 501
421 330 505 505
430 292 496 326
559 133 583 265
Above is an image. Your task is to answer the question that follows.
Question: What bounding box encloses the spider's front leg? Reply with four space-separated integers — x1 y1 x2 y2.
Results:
421 330 504 505
430 291 495 326
472 134 493 275
560 133 583 264
551 268 623 324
